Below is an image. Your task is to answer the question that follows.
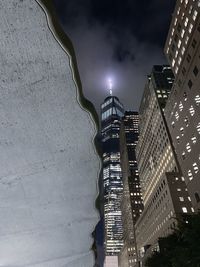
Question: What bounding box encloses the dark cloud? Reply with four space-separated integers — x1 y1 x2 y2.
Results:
52 0 176 113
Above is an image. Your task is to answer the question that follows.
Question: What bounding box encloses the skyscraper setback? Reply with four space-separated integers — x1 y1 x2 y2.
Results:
101 95 124 266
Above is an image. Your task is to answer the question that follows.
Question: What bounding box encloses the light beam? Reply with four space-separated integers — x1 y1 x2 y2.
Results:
108 79 113 96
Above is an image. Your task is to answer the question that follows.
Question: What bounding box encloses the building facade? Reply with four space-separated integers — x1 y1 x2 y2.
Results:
135 66 193 265
164 0 200 210
101 96 124 266
119 111 143 267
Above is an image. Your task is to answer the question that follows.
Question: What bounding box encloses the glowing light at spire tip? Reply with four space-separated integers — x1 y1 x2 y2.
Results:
108 79 113 96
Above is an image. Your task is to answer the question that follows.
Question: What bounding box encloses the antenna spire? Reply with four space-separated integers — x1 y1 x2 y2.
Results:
108 79 113 96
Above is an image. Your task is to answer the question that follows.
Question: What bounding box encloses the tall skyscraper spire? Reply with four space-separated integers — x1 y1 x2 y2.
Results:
101 95 124 267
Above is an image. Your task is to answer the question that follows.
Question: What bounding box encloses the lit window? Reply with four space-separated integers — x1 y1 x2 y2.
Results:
178 40 182 48
184 116 189 126
176 136 180 143
182 151 186 160
177 188 181 192
185 35 189 45
182 207 187 213
195 95 200 105
175 111 179 120
178 56 182 65
197 122 200 134
181 46 185 55
179 102 183 111
188 169 193 180
177 7 181 15
191 207 194 212
186 142 191 152
189 5 193 14
191 136 197 144
175 50 178 58
172 59 175 67
189 105 195 116
193 162 199 174
189 23 193 33
180 127 184 136
169 38 172 45
179 197 184 201
181 29 185 38
175 66 179 74
193 10 198 21
174 18 178 26
184 17 189 27
183 92 187 101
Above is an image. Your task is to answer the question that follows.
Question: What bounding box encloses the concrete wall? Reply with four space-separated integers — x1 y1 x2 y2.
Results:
0 1 99 266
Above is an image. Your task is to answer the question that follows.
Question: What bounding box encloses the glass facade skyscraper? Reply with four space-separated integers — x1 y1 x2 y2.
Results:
101 95 124 258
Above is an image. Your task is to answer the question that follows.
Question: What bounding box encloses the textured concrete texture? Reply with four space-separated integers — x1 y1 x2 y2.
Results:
0 1 99 266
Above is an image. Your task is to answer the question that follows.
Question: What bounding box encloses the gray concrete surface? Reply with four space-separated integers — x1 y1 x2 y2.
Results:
0 1 99 266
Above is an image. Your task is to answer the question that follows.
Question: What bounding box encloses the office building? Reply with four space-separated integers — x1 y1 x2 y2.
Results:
164 0 200 210
101 95 124 266
135 66 193 264
118 111 143 267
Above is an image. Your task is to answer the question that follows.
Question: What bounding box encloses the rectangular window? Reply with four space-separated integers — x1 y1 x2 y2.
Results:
184 17 189 27
182 67 186 75
191 39 197 49
177 23 181 32
178 40 182 48
195 95 200 105
188 80 193 89
182 207 187 213
189 23 193 33
181 29 185 38
193 10 198 21
193 66 198 76
181 46 185 55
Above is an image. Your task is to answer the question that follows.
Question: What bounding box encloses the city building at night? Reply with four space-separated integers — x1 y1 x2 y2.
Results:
164 0 200 210
118 111 143 267
101 94 124 266
135 65 193 264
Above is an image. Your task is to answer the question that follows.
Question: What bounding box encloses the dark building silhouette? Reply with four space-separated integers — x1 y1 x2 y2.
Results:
119 111 143 267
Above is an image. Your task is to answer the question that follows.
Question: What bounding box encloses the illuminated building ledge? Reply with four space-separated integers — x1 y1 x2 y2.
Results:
0 1 99 266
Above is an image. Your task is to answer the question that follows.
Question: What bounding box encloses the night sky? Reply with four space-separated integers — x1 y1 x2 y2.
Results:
52 0 176 113
52 1 176 266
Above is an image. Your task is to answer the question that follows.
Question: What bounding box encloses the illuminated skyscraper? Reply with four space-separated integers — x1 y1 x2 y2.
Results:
118 111 143 267
135 65 193 264
164 0 200 210
101 94 124 265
